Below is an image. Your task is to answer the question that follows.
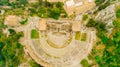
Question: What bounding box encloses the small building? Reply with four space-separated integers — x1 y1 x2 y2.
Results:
39 19 47 31
72 21 81 31
64 0 96 16
5 15 19 26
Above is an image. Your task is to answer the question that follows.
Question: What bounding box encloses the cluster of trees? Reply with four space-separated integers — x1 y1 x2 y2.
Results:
29 1 67 19
0 28 42 67
0 17 42 66
1 0 67 19
0 29 24 67
98 1 110 11
116 9 120 18
2 0 28 16
0 0 10 6
95 30 120 67
0 17 7 29
94 0 110 14
95 0 105 6
86 18 107 38
113 19 120 28
113 8 120 30
0 0 28 8
87 27 120 66
86 7 120 67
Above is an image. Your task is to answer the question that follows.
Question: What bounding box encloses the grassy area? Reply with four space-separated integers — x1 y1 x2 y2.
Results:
80 59 90 67
75 32 81 40
31 29 39 39
4 8 25 16
81 33 87 41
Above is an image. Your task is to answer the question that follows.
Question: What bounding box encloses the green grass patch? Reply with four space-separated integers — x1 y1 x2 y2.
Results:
31 29 39 39
5 8 25 16
75 32 81 40
81 33 87 41
80 59 90 67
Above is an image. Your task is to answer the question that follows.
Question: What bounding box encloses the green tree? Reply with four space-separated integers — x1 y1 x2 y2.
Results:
20 18 28 25
56 2 64 8
38 7 46 17
50 8 61 19
98 1 110 11
86 18 96 27
116 9 120 18
101 37 108 44
113 20 120 28
0 30 24 67
95 55 100 63
95 0 105 6
0 0 9 6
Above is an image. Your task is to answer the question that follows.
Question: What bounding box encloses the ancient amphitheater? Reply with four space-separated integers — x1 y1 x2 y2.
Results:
16 17 96 67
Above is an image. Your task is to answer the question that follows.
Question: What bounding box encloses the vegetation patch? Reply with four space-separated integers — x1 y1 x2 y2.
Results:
80 59 90 67
86 6 120 66
29 59 43 67
20 18 28 25
116 9 120 18
75 32 81 40
95 0 105 6
81 33 87 41
82 14 88 21
5 8 25 16
0 29 25 67
29 1 67 19
1 0 67 19
31 29 39 39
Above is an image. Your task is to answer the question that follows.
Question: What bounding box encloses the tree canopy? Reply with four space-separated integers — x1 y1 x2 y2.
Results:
0 29 24 67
